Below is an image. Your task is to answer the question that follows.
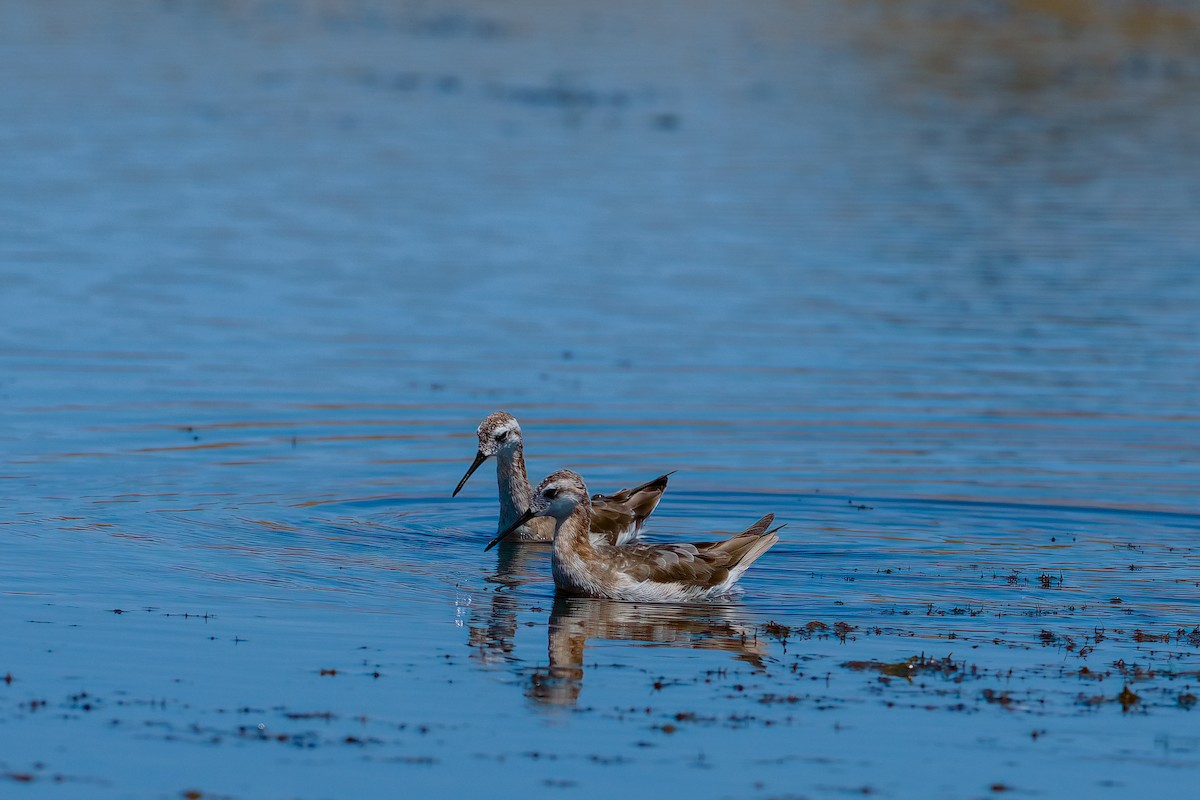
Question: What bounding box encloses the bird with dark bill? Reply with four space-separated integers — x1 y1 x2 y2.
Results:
487 469 781 602
453 411 672 546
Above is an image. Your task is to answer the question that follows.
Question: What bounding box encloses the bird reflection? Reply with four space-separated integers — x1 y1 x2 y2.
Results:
466 542 549 665
528 596 769 707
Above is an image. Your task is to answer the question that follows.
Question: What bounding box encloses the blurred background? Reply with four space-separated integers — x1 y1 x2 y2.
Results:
2 0 1198 510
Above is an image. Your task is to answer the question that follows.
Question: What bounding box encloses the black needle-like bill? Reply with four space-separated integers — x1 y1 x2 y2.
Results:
452 451 489 497
484 507 537 551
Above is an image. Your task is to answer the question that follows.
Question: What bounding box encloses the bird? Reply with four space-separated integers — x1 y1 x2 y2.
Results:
452 411 672 546
485 469 781 602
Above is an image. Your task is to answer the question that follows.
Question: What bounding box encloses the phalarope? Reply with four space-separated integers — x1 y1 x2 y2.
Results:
452 411 672 545
485 470 781 602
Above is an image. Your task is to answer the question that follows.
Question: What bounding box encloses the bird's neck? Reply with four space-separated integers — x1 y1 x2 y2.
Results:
551 500 603 596
552 501 596 555
495 444 532 531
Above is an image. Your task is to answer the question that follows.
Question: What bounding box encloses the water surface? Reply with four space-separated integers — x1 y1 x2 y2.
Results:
2 1 1199 797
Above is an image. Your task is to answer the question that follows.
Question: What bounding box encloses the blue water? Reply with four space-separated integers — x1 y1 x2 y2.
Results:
2 1 1199 797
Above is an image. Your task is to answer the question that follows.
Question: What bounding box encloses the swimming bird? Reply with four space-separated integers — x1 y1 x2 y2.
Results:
452 411 672 545
485 470 781 602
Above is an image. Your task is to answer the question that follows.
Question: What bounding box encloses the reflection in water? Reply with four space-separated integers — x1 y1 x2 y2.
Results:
467 543 549 665
528 597 769 707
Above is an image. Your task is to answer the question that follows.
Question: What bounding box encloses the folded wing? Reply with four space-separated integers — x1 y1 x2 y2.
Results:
607 514 779 589
589 471 674 546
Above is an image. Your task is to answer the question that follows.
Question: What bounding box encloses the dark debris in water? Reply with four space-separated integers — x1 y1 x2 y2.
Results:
759 620 856 649
1078 684 1145 713
1117 685 1141 711
284 711 335 721
2 769 105 788
924 603 986 617
843 654 961 682
1038 572 1064 588
1 763 105 788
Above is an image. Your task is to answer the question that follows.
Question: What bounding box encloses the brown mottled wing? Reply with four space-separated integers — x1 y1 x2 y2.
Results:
602 472 673 525
694 513 775 554
611 514 779 588
589 472 674 545
588 499 636 545
608 541 731 588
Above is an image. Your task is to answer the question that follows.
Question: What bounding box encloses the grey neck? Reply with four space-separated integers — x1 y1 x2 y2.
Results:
494 443 533 532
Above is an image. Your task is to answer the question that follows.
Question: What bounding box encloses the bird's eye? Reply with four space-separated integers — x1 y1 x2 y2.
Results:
496 430 508 442
543 487 559 500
